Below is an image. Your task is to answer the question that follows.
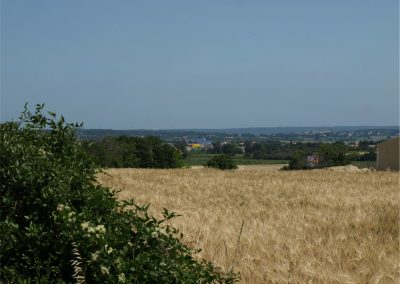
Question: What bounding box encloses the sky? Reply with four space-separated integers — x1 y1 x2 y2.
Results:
1 0 399 129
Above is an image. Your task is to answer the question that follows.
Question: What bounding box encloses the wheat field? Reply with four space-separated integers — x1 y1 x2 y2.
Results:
98 168 399 283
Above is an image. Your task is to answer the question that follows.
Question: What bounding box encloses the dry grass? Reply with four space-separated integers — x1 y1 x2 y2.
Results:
98 168 399 283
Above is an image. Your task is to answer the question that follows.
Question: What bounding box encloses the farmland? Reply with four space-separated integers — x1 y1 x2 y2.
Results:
98 168 399 283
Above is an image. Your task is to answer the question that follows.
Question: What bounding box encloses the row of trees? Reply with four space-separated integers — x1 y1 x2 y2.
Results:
82 136 183 168
243 140 376 164
245 141 322 160
243 141 378 161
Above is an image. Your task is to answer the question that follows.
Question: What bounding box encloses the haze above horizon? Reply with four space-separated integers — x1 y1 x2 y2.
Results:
1 1 399 129
81 126 399 132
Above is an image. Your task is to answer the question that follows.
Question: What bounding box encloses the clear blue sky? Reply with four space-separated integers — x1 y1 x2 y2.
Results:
1 0 398 129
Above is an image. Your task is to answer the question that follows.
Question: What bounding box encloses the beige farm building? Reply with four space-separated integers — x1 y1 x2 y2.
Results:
376 137 400 171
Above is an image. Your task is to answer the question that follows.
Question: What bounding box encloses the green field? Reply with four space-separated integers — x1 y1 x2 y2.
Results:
183 153 288 166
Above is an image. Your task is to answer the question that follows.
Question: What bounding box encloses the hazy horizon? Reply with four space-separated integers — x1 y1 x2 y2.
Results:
1 1 399 129
78 125 399 131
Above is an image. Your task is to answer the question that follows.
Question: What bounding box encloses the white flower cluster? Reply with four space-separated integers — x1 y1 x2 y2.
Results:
90 244 113 261
56 204 76 222
67 211 76 223
118 273 126 283
104 244 113 255
91 250 100 262
81 222 106 238
57 204 71 212
100 265 110 275
93 251 125 282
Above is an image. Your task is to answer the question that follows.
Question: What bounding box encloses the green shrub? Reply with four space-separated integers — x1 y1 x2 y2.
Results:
286 150 308 170
317 143 350 167
205 155 238 170
0 104 237 283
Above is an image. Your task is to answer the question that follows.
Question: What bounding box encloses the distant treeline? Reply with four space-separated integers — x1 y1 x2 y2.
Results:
82 136 183 168
205 141 322 159
222 140 375 161
243 141 320 160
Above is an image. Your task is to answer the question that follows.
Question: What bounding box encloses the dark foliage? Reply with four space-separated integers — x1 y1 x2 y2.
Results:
174 141 190 159
82 135 183 169
287 150 307 170
244 141 320 160
221 144 243 156
317 142 350 167
205 155 238 170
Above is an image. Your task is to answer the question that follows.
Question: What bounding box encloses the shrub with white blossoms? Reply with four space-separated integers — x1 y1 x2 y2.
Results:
100 265 110 275
0 104 238 283
91 251 100 262
118 273 126 283
80 221 106 239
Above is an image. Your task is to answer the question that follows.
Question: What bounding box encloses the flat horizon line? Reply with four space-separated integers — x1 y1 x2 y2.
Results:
79 125 399 131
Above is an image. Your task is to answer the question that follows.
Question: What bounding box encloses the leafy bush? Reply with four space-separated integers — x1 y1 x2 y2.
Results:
205 155 238 170
0 104 237 283
317 142 350 167
285 150 307 170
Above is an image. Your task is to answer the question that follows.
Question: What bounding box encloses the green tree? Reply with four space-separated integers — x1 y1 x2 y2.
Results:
318 142 350 167
153 143 184 168
205 155 238 170
288 150 307 170
222 143 243 156
174 141 189 158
